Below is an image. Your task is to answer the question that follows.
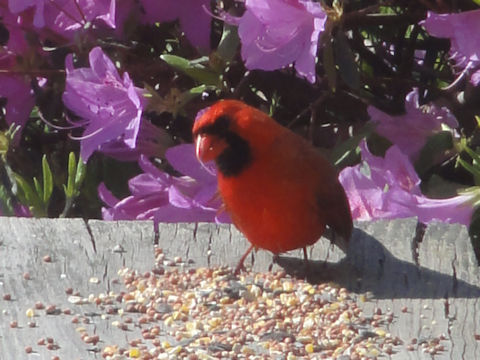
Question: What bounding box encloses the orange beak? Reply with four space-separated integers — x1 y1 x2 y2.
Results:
195 134 210 162
195 134 227 163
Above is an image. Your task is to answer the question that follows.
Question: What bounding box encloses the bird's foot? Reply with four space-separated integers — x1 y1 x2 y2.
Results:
234 244 255 276
234 262 247 276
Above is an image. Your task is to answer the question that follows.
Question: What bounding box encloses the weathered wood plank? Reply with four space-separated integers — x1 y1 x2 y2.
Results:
0 218 98 359
0 218 155 359
0 217 479 359
417 223 480 359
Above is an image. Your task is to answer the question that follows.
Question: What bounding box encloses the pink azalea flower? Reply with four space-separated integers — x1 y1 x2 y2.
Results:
0 202 32 217
368 88 458 161
422 10 480 66
339 141 474 225
471 69 480 87
422 10 480 85
0 74 35 135
8 0 45 28
9 0 116 39
139 0 211 49
99 120 173 162
0 4 31 53
62 46 145 162
230 0 327 83
99 145 230 225
0 6 38 138
14 204 32 217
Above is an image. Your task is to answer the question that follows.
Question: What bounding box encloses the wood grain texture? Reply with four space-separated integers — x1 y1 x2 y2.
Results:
0 217 478 359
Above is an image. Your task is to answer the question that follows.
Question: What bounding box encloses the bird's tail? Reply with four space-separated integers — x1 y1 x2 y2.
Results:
324 183 353 253
323 226 351 253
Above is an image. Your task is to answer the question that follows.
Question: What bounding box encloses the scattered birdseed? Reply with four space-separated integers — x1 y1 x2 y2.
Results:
43 255 52 263
45 305 58 315
64 251 414 359
35 301 45 310
11 248 451 358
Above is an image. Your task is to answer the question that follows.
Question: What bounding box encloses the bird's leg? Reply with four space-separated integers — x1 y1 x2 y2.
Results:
234 244 255 275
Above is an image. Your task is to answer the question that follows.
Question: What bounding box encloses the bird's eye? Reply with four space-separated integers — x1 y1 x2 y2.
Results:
196 115 231 137
214 116 231 133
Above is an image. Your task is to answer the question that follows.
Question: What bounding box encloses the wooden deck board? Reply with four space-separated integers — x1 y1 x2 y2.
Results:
0 217 478 359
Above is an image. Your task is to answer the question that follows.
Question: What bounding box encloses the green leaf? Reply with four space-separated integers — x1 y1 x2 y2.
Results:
0 132 9 156
160 55 221 87
332 123 374 167
75 156 87 190
468 206 480 263
415 131 453 177
216 24 240 63
334 31 360 90
456 142 480 185
463 145 480 166
33 177 42 199
457 158 480 179
473 0 480 6
61 153 86 218
42 155 53 204
13 173 42 213
0 184 14 216
65 152 76 198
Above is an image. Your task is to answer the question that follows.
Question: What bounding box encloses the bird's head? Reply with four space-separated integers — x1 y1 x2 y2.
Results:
193 100 274 177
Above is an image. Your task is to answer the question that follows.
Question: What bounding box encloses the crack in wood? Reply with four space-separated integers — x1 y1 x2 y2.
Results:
412 221 426 266
451 255 458 296
192 223 198 241
102 263 108 285
84 219 97 253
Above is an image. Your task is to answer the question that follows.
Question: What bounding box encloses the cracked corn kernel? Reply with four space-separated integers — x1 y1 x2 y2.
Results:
195 337 211 346
164 316 173 326
283 281 293 292
129 347 140 358
26 308 35 318
219 296 232 304
168 345 182 355
207 317 221 328
241 346 255 355
305 343 314 353
103 346 117 356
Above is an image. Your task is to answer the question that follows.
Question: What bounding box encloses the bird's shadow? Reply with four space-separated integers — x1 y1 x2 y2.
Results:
274 228 480 299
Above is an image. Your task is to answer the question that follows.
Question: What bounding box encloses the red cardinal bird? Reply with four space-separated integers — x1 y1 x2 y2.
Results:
193 100 352 273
